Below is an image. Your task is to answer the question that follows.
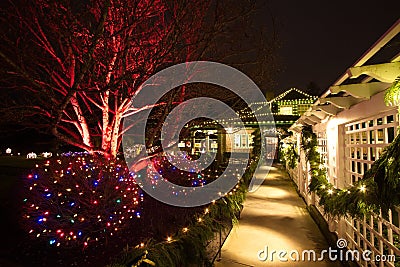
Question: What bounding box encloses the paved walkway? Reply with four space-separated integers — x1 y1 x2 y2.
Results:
214 164 342 266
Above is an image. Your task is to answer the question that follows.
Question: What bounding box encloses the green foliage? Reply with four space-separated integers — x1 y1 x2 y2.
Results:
109 246 152 267
300 126 374 218
362 133 400 214
301 126 320 169
300 126 400 218
109 160 258 267
384 76 400 106
251 128 262 160
281 142 298 169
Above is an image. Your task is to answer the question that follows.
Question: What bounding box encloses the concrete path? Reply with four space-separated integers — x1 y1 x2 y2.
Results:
214 164 342 267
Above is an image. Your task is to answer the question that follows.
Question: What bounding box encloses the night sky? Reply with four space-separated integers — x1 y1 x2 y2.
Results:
268 1 400 95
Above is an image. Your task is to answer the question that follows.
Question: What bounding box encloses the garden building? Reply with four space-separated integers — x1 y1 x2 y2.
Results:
284 19 400 266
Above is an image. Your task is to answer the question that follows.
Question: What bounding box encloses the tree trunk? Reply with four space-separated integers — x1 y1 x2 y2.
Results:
110 113 122 158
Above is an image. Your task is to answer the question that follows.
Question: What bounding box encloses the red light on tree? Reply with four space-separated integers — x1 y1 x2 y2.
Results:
0 0 210 158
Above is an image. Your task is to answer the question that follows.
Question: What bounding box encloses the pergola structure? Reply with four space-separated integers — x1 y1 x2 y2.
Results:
286 19 400 267
294 21 400 131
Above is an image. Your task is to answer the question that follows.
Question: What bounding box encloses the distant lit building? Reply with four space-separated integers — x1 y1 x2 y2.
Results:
270 88 318 116
185 88 317 161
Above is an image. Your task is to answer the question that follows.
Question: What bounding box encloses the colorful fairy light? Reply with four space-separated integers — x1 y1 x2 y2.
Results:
22 144 248 252
22 155 143 248
150 154 207 188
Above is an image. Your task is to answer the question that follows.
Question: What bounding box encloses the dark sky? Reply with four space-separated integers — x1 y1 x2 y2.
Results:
267 1 400 95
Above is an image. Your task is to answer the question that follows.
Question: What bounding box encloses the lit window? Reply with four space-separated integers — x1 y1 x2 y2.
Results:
279 106 293 115
233 133 251 148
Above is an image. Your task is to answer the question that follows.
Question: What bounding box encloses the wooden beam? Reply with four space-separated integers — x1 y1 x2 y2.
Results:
313 104 342 115
347 62 400 83
302 118 316 125
305 110 327 120
329 82 390 99
330 20 400 87
319 96 362 109
305 115 321 123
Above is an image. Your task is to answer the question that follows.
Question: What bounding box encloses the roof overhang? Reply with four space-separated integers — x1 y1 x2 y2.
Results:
347 61 400 83
329 81 390 99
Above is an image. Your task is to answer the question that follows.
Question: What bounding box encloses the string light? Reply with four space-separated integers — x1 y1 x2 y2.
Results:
22 155 142 248
23 139 251 251
359 185 366 193
116 157 254 267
